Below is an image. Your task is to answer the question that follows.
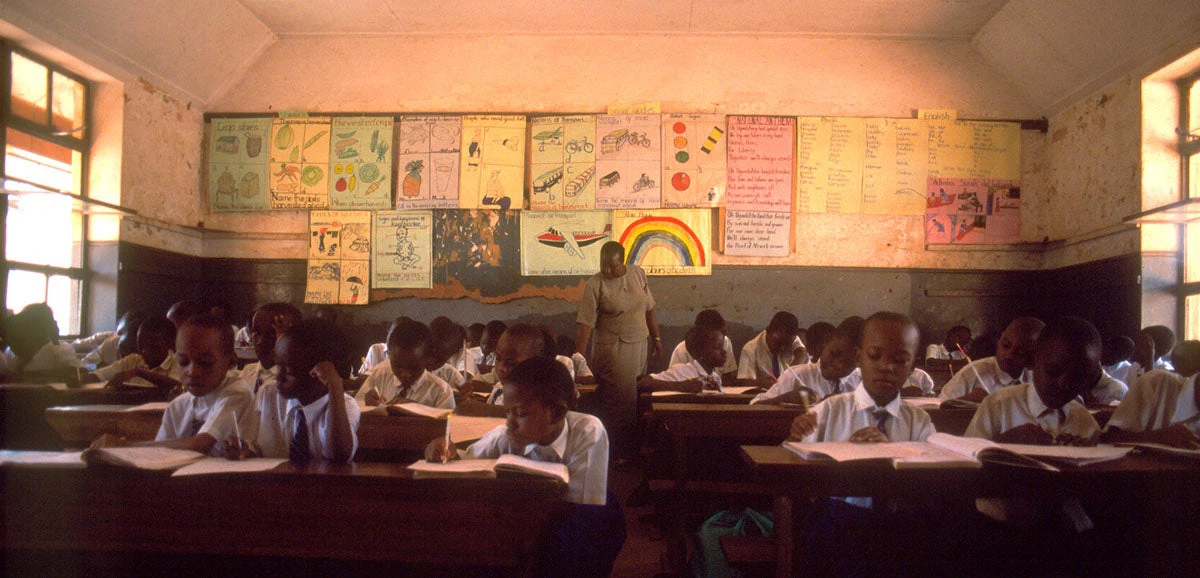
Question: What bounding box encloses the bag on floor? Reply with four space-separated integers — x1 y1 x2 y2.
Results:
691 507 774 578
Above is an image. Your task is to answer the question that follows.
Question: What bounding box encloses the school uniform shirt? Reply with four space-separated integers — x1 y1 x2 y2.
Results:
250 380 361 462
485 356 577 405
432 362 467 392
938 356 1032 400
1104 360 1134 387
906 368 936 395
736 331 806 380
482 351 497 367
1105 370 1198 434
239 361 280 395
93 352 180 386
1154 356 1175 371
78 332 119 367
649 359 723 391
467 346 484 367
668 337 738 375
964 383 1100 441
570 352 594 379
156 374 254 456
234 326 251 348
356 366 456 409
798 384 935 443
446 346 479 377
358 342 387 375
464 410 609 505
0 341 79 375
750 363 862 404
924 343 965 362
1082 370 1128 406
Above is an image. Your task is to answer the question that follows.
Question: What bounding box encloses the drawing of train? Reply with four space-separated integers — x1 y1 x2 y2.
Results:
565 166 595 197
533 167 564 193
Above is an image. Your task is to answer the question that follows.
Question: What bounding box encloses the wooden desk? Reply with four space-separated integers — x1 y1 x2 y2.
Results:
0 461 567 574
1 384 164 450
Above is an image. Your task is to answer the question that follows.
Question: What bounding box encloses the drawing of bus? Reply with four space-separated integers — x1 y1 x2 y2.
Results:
601 129 629 154
533 167 564 193
599 171 620 188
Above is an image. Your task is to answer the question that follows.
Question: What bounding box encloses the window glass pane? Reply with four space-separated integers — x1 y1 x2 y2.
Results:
46 274 81 337
51 71 85 136
1188 295 1200 341
1191 153 1200 200
10 52 47 125
1187 222 1200 283
7 269 46 314
1190 81 1200 142
6 128 74 192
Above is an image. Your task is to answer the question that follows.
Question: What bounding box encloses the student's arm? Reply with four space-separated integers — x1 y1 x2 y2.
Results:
645 309 663 362
311 361 355 463
126 368 181 391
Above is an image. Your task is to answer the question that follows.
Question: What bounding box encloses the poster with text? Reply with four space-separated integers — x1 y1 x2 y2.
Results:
861 118 928 215
726 116 794 212
613 209 711 276
926 120 1021 181
662 114 727 208
373 210 433 289
459 115 525 210
796 116 865 214
328 116 394 210
306 210 371 304
595 114 662 209
924 177 1020 244
397 115 461 209
270 117 332 209
724 210 791 257
529 115 597 211
519 210 612 276
208 117 272 212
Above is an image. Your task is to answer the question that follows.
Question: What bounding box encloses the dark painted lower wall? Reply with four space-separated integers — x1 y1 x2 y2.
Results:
116 242 1142 373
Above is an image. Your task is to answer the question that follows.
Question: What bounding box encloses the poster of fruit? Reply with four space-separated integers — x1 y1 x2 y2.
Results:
270 117 332 209
459 115 525 210
306 210 371 305
661 114 727 208
328 116 394 210
373 210 433 289
529 115 597 211
208 117 272 212
595 114 662 209
396 115 461 209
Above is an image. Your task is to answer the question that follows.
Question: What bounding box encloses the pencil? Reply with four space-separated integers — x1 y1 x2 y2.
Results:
956 343 988 394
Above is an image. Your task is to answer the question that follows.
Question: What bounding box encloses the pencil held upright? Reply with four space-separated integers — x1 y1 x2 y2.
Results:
957 344 987 393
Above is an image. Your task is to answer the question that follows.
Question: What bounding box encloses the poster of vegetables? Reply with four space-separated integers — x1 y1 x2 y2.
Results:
328 116 394 210
270 117 332 209
208 117 272 212
396 115 461 209
306 210 372 305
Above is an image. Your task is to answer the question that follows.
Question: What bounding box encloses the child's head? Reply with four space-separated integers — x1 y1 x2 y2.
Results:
1033 316 1102 410
115 308 149 358
684 326 727 373
427 316 465 370
249 302 302 367
765 312 800 356
944 325 972 352
386 319 430 388
502 357 574 448
275 318 345 402
556 335 577 357
4 305 57 359
166 299 206 330
1172 340 1200 377
494 323 555 382
207 299 235 324
694 309 727 333
136 315 176 369
467 323 486 348
1142 325 1176 359
175 314 236 398
481 320 507 355
858 312 920 405
819 317 862 381
805 322 836 362
1101 335 1135 366
996 316 1045 378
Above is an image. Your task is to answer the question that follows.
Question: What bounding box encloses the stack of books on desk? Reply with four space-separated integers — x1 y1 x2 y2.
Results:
784 433 1133 471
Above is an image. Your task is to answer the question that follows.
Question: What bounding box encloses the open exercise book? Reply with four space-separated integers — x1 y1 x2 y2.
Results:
783 433 1133 471
81 447 207 471
1115 442 1200 462
408 455 569 483
361 401 454 419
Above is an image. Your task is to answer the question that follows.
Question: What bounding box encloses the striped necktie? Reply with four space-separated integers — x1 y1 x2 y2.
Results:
289 408 312 463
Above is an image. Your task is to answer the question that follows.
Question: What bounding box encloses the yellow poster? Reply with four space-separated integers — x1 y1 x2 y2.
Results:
927 120 1021 180
613 209 712 276
861 118 929 215
306 210 371 305
270 117 332 209
795 117 864 214
459 115 526 210
529 115 597 211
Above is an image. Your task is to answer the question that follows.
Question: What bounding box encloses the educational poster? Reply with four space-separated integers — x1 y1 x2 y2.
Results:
661 114 727 208
397 115 461 209
208 117 271 212
306 210 371 304
796 117 865 214
595 114 662 209
372 210 433 289
459 115 525 210
529 115 598 211
432 209 521 295
725 116 794 212
519 210 612 276
270 117 332 209
927 120 1021 180
924 178 1020 244
328 117 393 210
724 210 791 257
861 118 929 215
613 209 711 276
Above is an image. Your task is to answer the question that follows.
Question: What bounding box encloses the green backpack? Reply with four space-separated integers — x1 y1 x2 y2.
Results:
691 508 774 578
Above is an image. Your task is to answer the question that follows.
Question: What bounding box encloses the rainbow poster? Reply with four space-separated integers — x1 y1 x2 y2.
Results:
613 209 712 276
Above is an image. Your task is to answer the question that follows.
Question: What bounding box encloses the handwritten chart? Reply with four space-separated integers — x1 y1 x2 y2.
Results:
208 117 271 212
373 210 433 289
460 115 526 210
862 118 928 216
328 116 394 210
519 210 612 276
270 117 332 209
661 114 727 208
529 115 597 211
397 115 461 209
796 117 865 214
726 116 795 212
306 210 371 304
595 114 662 209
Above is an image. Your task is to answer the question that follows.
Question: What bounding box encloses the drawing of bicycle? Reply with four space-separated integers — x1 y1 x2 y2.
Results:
627 131 651 147
565 137 594 155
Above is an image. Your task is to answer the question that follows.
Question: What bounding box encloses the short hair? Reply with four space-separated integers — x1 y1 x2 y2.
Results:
387 319 431 352
137 315 177 347
694 309 726 332
505 356 575 408
766 312 800 336
485 320 508 338
1172 340 1200 377
1143 325 1176 356
502 323 555 359
179 314 235 354
1006 316 1046 338
167 300 207 325
468 323 486 340
947 325 971 338
831 316 865 346
1037 316 1101 355
685 326 722 359
556 335 576 357
253 302 303 326
430 316 462 344
1101 335 1135 366
600 241 625 262
117 307 150 335
281 317 347 369
862 311 917 343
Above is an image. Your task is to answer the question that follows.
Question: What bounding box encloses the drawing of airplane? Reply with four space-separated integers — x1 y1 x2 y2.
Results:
536 224 612 258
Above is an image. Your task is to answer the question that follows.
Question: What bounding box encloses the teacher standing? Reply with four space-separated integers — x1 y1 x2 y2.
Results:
576 241 662 462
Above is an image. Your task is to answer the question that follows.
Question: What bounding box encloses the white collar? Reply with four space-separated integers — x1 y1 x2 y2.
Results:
852 384 901 417
688 359 716 378
1174 375 1200 420
523 415 570 462
290 391 331 422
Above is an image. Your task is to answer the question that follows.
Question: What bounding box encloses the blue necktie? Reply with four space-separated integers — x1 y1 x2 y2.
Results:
254 376 263 394
873 408 889 433
771 355 781 378
290 408 311 463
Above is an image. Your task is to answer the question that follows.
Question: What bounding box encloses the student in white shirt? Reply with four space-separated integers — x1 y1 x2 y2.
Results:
427 316 470 391
940 317 1044 402
737 312 807 386
1101 335 1135 386
558 335 596 385
924 325 971 370
0 303 80 382
668 310 738 382
465 324 572 405
640 326 727 394
227 317 359 463
358 319 455 410
1102 370 1200 448
87 315 180 391
1143 325 1176 371
753 318 861 405
237 302 302 394
477 320 507 373
357 316 412 375
89 315 254 457
1081 371 1128 406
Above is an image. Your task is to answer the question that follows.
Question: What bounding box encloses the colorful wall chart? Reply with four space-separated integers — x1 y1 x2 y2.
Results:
460 115 526 210
661 114 727 208
270 117 332 209
373 210 433 289
796 117 865 214
306 210 371 305
925 178 1020 244
613 209 711 276
328 116 394 210
595 114 662 209
726 115 794 212
529 115 598 211
519 210 612 276
208 117 271 212
397 115 461 209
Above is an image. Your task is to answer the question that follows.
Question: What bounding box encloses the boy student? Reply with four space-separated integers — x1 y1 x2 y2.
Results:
1172 340 1200 378
0 303 79 381
466 322 485 363
964 316 1102 445
464 324 570 404
238 302 302 394
1144 325 1176 370
639 325 727 393
86 315 180 390
925 324 972 368
90 315 254 456
165 299 207 330
752 317 862 405
476 320 507 373
1101 335 1135 386
1102 365 1200 449
803 321 835 363
427 316 469 391
668 310 738 382
558 335 596 385
357 319 455 410
227 318 359 463
737 311 808 386
79 308 147 368
357 316 413 375
940 316 1045 402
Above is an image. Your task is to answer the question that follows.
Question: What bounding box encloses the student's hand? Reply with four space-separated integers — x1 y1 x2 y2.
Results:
310 361 344 393
995 423 1054 445
769 389 813 408
104 370 136 389
792 346 809 365
89 433 127 450
1149 424 1200 449
222 438 261 460
788 412 819 441
1054 432 1099 447
849 426 889 443
959 387 990 403
364 388 385 406
424 437 457 463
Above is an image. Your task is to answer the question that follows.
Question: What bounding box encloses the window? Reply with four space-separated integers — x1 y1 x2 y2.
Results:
2 44 91 338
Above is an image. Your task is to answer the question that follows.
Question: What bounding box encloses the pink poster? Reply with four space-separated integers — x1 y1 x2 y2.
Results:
925 177 1020 244
726 116 795 212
